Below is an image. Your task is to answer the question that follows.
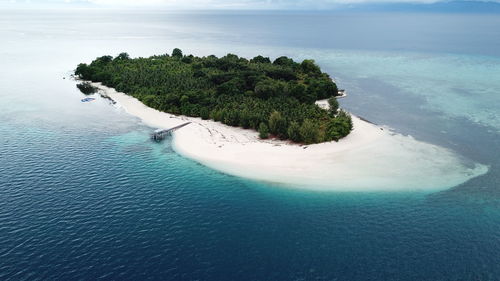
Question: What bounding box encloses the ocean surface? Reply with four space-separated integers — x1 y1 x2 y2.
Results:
1 9 499 280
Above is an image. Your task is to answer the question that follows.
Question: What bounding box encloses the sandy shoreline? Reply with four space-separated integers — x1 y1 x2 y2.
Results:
91 82 488 191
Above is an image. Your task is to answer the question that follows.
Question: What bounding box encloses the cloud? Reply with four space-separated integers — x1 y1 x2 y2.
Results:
83 0 500 5
84 0 435 6
2 0 499 9
85 0 285 8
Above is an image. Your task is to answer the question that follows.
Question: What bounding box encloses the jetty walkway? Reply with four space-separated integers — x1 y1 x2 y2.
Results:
151 122 191 141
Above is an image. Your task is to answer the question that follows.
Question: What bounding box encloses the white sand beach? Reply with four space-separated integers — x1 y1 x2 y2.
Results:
92 83 488 191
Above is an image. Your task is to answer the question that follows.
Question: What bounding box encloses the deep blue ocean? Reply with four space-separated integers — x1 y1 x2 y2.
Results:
1 9 499 280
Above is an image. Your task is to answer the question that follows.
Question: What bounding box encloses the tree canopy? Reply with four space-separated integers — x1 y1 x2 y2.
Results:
75 49 352 144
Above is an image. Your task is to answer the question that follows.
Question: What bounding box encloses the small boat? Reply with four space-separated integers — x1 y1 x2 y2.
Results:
81 97 96 102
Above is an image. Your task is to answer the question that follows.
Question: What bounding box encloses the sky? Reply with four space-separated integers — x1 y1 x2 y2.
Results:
1 0 499 9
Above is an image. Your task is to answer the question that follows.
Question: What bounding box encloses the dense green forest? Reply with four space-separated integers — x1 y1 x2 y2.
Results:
75 49 352 144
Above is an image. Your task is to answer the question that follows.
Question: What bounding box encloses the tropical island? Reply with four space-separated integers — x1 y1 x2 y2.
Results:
75 49 352 144
74 49 487 191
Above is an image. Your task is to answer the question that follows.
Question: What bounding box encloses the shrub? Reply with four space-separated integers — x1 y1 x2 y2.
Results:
328 97 339 115
287 121 302 142
76 82 97 95
268 111 287 139
300 119 320 144
200 107 210 120
259 123 269 139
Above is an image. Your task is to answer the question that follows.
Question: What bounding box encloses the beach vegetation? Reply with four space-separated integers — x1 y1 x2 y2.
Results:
76 82 98 95
328 96 339 115
326 110 353 141
300 119 321 144
259 123 269 139
75 49 352 144
287 121 302 142
268 111 288 139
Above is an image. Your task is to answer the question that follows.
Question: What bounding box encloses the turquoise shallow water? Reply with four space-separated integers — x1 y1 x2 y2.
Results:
1 9 500 280
316 51 500 131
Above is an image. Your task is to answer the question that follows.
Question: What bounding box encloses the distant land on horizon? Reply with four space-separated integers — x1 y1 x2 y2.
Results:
338 1 500 13
3 0 500 13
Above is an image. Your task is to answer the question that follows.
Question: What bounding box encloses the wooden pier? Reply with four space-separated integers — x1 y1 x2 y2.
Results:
151 122 191 141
